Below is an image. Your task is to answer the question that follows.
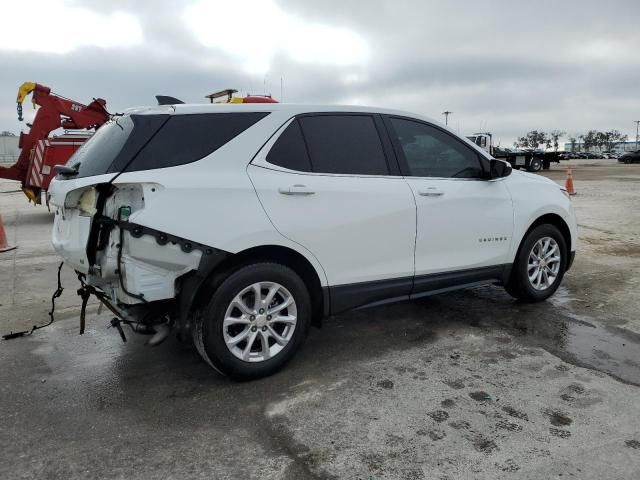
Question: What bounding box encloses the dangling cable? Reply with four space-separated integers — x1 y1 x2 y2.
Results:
2 262 64 340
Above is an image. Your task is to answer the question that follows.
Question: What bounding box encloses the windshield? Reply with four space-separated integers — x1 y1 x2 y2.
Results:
65 114 168 179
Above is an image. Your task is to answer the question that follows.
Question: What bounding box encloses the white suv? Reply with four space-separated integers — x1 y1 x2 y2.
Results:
49 104 577 379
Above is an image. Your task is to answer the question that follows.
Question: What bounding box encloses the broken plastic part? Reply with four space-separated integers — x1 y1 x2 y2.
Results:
78 188 98 216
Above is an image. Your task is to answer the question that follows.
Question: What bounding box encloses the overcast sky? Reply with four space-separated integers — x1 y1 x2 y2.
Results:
1 0 639 147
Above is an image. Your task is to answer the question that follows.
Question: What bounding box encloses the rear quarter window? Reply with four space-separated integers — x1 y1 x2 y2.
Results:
124 112 269 172
266 119 312 172
68 115 167 178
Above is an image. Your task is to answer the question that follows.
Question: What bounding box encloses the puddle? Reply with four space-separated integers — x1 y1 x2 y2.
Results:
508 311 640 386
469 286 640 386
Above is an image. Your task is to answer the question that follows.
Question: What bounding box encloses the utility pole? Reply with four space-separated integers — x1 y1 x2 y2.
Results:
442 111 453 126
634 120 640 150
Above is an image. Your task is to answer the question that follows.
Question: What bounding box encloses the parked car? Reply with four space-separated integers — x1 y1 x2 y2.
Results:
619 150 640 164
48 104 577 379
558 152 577 160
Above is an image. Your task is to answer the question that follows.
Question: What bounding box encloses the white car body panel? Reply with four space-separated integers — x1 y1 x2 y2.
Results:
48 103 576 309
405 176 514 276
504 170 578 258
248 163 416 286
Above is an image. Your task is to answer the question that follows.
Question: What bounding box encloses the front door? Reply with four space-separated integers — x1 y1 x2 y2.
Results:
384 116 514 284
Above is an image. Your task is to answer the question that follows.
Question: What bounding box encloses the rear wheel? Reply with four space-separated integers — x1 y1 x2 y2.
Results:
505 224 567 302
193 262 311 380
528 157 543 172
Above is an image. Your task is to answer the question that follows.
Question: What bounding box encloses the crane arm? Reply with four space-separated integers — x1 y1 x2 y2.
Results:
16 82 37 121
16 81 37 106
0 82 109 186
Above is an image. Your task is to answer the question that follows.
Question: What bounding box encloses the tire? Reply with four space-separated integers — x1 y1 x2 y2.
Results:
528 158 543 172
192 262 311 380
505 224 567 302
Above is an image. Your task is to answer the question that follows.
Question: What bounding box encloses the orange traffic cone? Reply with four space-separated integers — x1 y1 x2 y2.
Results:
0 214 16 253
565 166 577 196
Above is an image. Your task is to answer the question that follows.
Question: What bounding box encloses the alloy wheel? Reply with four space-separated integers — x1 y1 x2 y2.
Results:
527 237 561 291
222 281 297 362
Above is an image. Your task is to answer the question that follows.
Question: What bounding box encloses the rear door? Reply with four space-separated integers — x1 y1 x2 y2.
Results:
248 113 416 312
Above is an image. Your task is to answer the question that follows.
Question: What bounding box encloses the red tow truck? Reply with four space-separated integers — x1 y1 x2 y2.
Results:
0 82 110 204
0 84 278 205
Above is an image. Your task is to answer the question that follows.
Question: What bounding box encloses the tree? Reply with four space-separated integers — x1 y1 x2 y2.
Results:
595 131 607 151
515 130 548 150
568 135 578 152
581 130 599 152
618 133 629 150
602 130 627 151
549 130 566 152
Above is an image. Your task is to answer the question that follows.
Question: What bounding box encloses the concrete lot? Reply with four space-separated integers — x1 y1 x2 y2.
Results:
1 160 640 479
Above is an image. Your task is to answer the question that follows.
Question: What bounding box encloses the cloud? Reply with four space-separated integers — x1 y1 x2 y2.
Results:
0 0 639 146
0 1 142 53
182 0 369 74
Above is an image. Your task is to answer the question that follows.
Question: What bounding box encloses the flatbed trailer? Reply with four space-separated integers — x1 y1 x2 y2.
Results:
466 133 560 172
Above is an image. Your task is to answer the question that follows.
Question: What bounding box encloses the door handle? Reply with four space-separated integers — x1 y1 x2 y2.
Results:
278 184 315 195
418 187 444 197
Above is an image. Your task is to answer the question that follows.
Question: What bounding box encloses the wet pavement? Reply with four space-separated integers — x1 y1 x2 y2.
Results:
2 160 640 479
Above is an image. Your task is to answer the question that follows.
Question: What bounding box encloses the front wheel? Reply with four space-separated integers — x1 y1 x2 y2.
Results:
193 262 311 380
505 224 567 302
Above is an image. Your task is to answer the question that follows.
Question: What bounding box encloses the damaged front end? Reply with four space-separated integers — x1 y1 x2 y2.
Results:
50 181 227 344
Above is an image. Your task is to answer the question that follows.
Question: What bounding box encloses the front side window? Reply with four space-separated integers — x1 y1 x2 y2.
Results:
389 117 483 178
298 115 389 175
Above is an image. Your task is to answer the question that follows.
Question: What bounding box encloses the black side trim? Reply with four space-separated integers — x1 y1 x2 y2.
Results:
322 287 331 318
412 265 507 295
328 265 510 315
567 251 576 271
329 276 413 314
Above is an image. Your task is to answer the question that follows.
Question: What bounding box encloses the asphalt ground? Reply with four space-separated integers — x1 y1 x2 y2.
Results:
1 159 640 479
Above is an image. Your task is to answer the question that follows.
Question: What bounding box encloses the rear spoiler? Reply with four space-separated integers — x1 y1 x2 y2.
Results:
155 95 185 106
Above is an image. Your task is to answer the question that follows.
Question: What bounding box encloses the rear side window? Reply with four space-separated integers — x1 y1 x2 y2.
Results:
298 115 389 175
266 120 312 172
126 112 269 172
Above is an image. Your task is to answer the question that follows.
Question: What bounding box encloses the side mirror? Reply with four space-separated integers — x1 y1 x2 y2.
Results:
489 159 511 179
